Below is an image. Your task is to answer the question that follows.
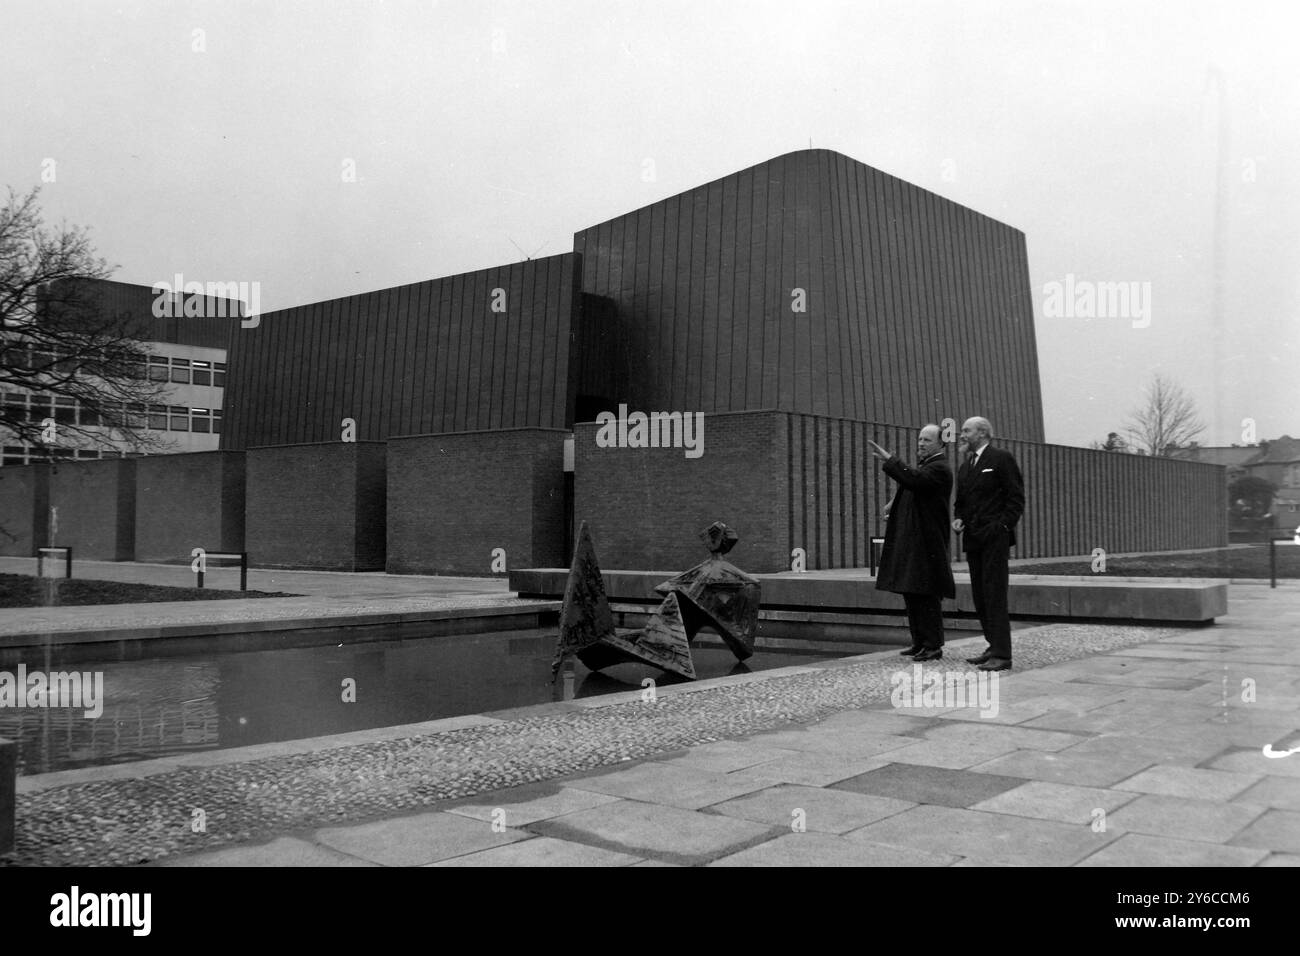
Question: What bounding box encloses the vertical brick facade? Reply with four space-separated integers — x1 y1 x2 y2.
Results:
134 451 246 562
245 442 386 570
574 411 791 573
0 463 50 557
572 410 1228 573
387 428 567 575
48 458 136 561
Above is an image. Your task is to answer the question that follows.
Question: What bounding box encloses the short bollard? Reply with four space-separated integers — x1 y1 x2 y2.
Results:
0 736 15 855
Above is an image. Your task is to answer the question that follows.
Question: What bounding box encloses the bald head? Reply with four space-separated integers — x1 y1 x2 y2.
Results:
917 423 943 457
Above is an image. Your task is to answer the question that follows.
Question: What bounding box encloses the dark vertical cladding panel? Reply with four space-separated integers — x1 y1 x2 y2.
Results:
761 163 782 409
730 166 752 411
717 168 739 413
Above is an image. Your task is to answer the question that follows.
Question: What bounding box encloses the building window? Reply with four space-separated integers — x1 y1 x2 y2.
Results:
213 362 226 387
148 356 169 382
54 396 76 425
169 406 189 431
148 404 168 430
191 408 211 433
170 357 191 384
212 409 222 434
192 360 211 386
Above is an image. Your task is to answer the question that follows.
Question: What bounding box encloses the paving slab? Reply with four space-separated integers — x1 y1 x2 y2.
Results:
811 710 939 736
1233 776 1300 811
707 783 914 834
920 722 1086 753
876 736 1025 770
708 832 958 867
739 727 919 758
427 836 642 867
649 741 800 774
443 782 622 826
529 799 777 865
831 763 1026 808
560 761 771 810
1227 809 1300 854
315 810 527 866
971 750 1156 788
846 804 1114 866
157 836 378 867
1076 833 1269 867
1207 748 1300 778
1058 733 1233 768
969 781 1140 825
726 752 893 787
1106 794 1266 844
1113 765 1261 801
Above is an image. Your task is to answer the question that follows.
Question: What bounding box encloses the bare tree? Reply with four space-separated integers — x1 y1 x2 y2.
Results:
1123 372 1206 456
1 187 169 457
1090 431 1132 452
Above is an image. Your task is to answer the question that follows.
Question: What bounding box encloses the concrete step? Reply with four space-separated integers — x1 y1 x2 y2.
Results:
514 568 1227 623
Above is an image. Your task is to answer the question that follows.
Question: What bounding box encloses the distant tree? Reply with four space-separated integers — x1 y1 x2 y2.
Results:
1 187 168 457
1229 474 1276 519
1090 431 1131 452
1123 373 1206 457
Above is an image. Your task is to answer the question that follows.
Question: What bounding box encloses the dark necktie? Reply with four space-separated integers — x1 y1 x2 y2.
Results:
966 451 976 470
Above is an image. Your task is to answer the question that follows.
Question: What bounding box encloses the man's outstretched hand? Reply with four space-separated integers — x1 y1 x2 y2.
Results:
866 439 892 461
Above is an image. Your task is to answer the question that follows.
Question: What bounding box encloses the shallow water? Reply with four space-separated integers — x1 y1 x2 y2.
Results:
1 626 876 775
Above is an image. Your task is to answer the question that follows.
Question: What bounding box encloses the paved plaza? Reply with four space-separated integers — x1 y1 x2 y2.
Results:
2 567 1297 867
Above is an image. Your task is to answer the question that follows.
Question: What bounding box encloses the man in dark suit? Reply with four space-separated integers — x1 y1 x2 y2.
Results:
953 416 1025 671
867 425 956 661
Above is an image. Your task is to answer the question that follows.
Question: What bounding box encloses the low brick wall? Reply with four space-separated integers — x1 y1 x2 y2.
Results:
48 458 136 561
134 451 246 562
573 410 1229 572
387 428 567 575
574 411 791 573
0 463 50 557
245 442 386 570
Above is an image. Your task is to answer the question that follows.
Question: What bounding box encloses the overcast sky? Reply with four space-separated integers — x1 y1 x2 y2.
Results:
3 0 1296 449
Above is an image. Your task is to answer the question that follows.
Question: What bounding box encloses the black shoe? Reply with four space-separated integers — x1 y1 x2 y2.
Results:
900 646 923 657
965 651 992 665
913 648 943 662
978 657 1012 672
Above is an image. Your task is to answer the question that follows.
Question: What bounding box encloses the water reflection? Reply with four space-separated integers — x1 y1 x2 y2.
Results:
1 627 860 775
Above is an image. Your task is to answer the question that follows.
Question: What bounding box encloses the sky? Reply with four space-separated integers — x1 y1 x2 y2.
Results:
3 0 1296 449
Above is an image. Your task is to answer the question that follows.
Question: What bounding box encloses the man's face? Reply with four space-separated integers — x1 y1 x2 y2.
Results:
960 419 984 452
917 427 939 456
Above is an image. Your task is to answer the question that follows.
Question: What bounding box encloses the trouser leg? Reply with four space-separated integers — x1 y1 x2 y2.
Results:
903 592 944 650
973 542 1012 659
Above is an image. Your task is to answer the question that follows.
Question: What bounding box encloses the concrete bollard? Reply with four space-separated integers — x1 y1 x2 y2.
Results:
0 737 14 854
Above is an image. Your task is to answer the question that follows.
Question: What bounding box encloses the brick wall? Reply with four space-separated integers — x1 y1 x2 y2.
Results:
245 442 386 570
0 463 50 557
134 451 246 562
573 411 791 573
387 428 567 575
48 458 136 561
573 410 1228 572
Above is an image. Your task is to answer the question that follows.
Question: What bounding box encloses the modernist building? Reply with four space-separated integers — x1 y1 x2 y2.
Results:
0 150 1227 570
1 279 235 467
221 149 1045 449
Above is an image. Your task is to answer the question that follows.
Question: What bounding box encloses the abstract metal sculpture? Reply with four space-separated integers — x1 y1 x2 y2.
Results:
654 521 761 662
552 520 761 681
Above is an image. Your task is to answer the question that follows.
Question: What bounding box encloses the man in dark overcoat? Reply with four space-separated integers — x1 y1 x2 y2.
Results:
867 424 956 661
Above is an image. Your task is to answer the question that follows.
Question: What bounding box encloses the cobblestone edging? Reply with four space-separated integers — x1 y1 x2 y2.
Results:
2 623 1186 867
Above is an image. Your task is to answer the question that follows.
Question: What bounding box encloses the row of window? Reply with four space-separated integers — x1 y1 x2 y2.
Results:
1 347 226 387
142 356 227 387
1 446 139 467
3 394 222 432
